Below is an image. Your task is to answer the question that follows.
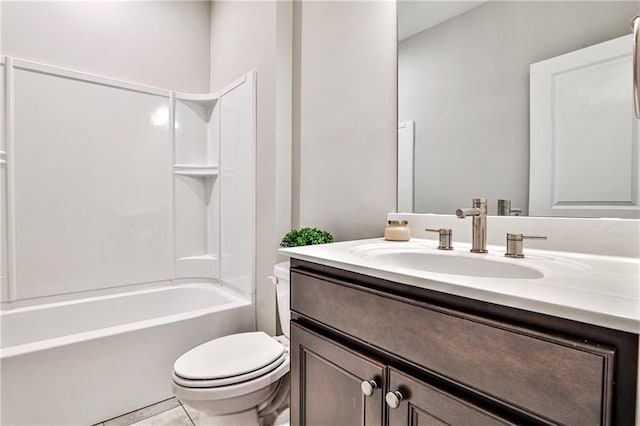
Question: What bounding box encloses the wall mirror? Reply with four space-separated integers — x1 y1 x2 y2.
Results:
397 1 640 218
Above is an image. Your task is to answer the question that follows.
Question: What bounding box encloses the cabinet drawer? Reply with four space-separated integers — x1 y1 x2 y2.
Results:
291 270 615 425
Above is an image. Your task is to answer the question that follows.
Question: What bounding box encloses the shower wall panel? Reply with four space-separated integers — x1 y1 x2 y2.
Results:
0 58 256 303
11 64 173 299
219 74 255 295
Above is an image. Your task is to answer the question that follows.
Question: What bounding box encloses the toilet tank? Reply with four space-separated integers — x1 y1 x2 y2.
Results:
273 261 291 338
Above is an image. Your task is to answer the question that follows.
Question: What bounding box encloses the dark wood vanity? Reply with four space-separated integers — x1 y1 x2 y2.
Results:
289 259 638 426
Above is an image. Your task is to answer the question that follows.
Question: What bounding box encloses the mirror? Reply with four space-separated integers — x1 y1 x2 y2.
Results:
398 1 640 217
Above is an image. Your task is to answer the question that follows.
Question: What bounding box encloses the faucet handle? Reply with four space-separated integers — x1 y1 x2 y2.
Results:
505 233 547 258
497 199 523 216
425 228 453 250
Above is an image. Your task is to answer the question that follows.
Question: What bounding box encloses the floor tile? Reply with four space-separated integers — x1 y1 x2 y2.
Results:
129 407 193 426
104 398 182 426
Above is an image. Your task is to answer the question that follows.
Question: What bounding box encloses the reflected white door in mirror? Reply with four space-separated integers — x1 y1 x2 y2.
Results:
530 34 639 219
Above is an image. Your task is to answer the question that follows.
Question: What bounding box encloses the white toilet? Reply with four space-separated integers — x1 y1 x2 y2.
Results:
172 262 291 426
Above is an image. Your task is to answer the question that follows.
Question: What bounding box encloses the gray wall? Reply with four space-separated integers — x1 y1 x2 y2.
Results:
1 1 211 92
293 1 397 241
399 1 638 215
209 0 398 333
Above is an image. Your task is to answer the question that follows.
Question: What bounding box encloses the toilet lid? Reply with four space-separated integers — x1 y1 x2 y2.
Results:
173 351 288 388
174 332 285 381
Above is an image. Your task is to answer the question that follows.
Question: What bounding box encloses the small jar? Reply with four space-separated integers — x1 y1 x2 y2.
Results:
384 220 411 241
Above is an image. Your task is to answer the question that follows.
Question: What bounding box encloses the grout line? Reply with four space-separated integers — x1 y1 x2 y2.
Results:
180 404 196 426
101 397 180 426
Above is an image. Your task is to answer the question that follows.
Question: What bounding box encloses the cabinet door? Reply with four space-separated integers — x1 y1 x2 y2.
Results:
291 323 385 426
386 368 514 426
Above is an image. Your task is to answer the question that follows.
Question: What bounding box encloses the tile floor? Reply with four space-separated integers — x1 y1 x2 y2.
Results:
93 398 202 426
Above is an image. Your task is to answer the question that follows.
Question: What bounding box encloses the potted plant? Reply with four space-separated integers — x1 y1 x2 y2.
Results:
280 227 334 248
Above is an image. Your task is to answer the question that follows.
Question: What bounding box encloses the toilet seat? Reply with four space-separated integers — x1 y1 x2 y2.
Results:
173 332 289 390
172 350 290 401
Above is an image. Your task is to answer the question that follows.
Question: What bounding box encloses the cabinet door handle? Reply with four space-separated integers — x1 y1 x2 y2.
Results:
385 391 404 408
360 380 378 396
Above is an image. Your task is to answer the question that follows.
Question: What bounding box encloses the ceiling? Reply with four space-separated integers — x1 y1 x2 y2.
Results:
397 1 488 41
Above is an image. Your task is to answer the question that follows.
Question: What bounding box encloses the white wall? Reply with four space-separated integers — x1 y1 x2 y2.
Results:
1 1 210 92
293 1 397 241
399 1 637 215
209 1 280 335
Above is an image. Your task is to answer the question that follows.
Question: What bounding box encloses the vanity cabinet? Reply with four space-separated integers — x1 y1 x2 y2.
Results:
291 323 513 426
289 259 638 426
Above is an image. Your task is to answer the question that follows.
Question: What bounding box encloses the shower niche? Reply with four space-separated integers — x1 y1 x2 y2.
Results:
0 57 255 302
173 92 221 279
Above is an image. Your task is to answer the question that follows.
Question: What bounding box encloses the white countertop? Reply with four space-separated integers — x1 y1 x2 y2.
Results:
279 238 640 334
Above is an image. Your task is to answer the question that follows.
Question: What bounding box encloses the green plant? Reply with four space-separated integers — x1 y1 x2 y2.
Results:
280 227 334 248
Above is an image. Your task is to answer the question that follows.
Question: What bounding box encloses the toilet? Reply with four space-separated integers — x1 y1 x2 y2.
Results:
172 262 291 426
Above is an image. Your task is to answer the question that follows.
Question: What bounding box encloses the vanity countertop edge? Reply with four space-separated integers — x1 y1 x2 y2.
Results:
279 237 640 334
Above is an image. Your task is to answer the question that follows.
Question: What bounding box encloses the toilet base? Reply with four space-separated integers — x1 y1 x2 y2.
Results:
263 407 290 426
172 334 291 426
199 409 259 426
175 373 290 426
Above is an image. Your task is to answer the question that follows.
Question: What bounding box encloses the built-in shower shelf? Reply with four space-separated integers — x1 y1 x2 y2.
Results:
178 254 217 261
174 164 218 177
175 92 219 123
176 254 218 278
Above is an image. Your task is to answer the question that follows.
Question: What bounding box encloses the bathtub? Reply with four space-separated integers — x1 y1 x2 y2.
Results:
0 284 254 425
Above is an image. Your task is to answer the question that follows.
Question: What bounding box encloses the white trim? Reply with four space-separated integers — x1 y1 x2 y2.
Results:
248 70 257 300
11 58 170 98
216 84 223 284
0 59 5 301
208 102 220 280
169 91 177 280
5 57 17 300
397 121 415 213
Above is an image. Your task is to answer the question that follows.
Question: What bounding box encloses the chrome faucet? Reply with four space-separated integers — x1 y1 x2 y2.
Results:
456 198 488 253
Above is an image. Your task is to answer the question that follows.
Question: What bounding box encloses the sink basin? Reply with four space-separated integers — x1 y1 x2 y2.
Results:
351 246 543 279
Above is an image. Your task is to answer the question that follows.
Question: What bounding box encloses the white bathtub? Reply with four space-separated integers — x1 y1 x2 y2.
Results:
0 284 254 425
